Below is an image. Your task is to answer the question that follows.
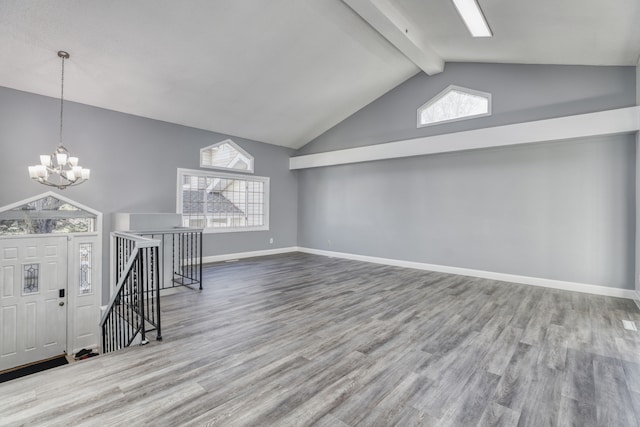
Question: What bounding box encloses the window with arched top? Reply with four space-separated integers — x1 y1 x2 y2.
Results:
200 139 254 173
417 85 491 127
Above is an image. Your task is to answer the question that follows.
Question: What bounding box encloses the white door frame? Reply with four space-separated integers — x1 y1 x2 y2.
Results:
0 191 103 362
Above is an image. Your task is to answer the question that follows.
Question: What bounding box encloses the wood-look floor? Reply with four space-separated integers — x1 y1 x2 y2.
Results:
2 253 640 426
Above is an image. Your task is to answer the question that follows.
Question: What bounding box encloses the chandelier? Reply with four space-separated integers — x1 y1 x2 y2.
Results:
28 51 90 189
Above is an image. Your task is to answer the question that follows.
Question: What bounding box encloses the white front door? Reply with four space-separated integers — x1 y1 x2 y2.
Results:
0 236 67 371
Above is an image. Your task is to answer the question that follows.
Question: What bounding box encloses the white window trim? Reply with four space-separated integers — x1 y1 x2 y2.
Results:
417 85 492 128
199 139 255 174
176 168 269 234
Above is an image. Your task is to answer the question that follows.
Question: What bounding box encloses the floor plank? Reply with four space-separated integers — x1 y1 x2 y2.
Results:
1 252 639 426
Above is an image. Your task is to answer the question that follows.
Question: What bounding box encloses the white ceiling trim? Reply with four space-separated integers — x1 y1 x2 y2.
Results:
342 0 444 75
290 107 640 169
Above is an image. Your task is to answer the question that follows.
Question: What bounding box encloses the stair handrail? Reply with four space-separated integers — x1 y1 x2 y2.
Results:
100 232 160 353
100 232 159 325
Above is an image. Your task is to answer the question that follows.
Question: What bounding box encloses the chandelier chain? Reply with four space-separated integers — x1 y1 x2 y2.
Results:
59 54 65 147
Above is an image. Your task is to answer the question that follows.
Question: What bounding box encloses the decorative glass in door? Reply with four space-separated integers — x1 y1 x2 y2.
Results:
79 243 92 294
22 263 39 294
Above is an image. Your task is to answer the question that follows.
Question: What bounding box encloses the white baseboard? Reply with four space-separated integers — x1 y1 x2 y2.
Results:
203 246 298 264
297 247 636 300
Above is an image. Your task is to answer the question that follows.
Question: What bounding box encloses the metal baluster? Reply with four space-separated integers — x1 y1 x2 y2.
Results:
147 247 152 325
138 252 147 345
155 245 162 340
199 231 203 289
181 231 185 286
172 233 176 287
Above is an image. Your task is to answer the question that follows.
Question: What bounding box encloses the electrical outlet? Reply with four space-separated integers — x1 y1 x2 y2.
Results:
327 239 332 245
269 237 274 244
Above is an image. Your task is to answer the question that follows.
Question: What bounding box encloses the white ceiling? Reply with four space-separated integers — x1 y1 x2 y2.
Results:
389 0 640 66
0 1 639 149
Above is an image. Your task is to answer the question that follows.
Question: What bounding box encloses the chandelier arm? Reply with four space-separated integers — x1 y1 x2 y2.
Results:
36 180 65 188
36 177 87 190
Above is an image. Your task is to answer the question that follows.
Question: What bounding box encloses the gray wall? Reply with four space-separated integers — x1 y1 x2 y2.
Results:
297 63 635 155
297 63 637 289
0 86 298 301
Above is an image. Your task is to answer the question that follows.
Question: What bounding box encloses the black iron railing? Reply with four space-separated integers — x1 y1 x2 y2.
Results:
133 228 203 291
101 233 161 354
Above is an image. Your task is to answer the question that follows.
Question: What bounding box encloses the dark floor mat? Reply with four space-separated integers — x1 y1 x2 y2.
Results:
0 355 68 383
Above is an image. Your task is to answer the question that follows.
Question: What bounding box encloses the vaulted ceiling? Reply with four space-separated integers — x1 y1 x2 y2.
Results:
1 1 639 149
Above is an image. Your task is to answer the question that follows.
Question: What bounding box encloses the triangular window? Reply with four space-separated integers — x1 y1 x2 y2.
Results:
200 139 254 173
418 85 491 127
0 193 97 235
